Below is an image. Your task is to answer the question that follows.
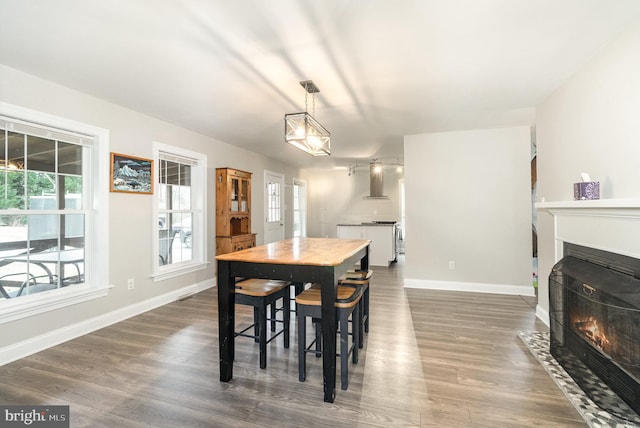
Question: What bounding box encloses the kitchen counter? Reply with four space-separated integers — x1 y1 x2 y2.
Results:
336 222 398 266
338 222 398 227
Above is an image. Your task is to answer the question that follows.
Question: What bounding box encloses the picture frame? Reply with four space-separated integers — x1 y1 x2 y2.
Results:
110 152 154 194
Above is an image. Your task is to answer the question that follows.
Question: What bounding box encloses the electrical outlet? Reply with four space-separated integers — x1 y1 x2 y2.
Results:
127 278 135 290
448 261 456 270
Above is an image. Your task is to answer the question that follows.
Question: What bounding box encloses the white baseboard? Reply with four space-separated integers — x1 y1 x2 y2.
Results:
404 278 536 297
535 304 550 327
0 278 215 366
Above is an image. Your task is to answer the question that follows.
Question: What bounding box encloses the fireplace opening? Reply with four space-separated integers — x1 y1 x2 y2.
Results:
549 243 640 420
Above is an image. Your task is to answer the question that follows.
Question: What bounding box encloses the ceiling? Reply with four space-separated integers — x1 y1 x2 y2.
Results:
2 1 640 169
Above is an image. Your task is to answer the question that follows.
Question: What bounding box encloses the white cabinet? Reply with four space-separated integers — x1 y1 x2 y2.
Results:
337 224 397 266
336 225 366 240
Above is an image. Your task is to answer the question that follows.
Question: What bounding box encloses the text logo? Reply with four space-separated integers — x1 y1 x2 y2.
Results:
1 406 69 427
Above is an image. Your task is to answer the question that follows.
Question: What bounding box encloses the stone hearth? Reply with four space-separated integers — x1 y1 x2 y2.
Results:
519 331 640 428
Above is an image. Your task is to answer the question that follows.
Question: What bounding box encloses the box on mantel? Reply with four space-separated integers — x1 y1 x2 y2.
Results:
573 182 600 200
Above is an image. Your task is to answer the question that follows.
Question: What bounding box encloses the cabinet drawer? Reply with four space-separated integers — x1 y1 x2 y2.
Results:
216 234 256 255
232 235 255 252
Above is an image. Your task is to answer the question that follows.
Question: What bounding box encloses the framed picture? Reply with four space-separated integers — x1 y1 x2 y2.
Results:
110 152 154 194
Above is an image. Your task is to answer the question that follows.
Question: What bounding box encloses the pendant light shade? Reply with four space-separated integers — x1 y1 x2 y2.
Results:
284 112 331 156
284 80 331 156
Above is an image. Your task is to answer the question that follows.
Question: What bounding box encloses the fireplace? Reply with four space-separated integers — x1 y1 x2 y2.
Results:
549 242 640 418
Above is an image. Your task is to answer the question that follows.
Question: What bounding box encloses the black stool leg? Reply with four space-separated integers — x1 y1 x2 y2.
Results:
253 306 260 343
298 306 307 382
352 305 359 365
258 304 267 369
364 284 370 333
339 309 349 390
269 302 276 332
314 318 322 357
359 288 366 349
283 292 290 348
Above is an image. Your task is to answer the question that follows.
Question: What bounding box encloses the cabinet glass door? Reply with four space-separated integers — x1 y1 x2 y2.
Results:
231 178 239 212
241 179 249 212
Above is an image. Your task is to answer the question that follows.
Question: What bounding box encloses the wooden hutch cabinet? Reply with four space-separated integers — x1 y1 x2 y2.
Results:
215 167 257 255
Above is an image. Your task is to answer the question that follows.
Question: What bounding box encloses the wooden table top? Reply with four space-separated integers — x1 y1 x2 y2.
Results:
215 237 370 267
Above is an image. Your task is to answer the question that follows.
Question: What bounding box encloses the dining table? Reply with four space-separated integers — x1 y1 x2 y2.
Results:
215 237 370 403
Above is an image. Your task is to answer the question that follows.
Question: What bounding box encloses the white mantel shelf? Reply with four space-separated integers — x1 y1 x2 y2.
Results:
536 198 640 210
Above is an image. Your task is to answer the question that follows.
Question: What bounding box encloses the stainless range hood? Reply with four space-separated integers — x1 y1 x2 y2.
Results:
364 162 389 199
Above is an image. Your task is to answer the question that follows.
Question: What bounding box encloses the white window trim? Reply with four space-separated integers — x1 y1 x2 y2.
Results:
0 102 111 324
151 142 208 282
293 177 307 238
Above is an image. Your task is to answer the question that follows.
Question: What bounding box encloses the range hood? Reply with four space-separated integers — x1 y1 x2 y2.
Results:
364 163 389 199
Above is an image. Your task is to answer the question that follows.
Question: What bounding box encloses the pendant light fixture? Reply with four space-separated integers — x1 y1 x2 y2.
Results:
284 80 331 156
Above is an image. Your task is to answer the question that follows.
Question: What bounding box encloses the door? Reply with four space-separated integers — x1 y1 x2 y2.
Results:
264 170 284 244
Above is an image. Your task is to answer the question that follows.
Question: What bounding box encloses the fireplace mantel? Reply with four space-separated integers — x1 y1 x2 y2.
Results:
536 198 640 261
536 198 640 211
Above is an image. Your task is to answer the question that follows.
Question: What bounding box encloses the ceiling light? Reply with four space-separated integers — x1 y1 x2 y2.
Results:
347 158 404 176
284 80 331 156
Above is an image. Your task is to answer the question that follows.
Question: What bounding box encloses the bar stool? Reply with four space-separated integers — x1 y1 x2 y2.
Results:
340 269 373 349
234 278 291 369
295 283 362 390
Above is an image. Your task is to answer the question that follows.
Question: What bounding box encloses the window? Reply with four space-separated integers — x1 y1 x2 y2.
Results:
293 179 307 237
267 180 281 223
153 143 206 280
0 104 110 322
264 170 284 244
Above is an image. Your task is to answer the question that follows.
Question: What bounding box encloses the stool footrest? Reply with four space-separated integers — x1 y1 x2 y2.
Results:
236 328 285 345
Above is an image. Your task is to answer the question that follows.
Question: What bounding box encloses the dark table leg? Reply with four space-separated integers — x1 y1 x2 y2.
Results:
361 246 369 271
320 270 338 403
218 260 235 382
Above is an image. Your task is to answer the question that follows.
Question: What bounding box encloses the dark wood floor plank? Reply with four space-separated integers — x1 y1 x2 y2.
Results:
0 257 586 427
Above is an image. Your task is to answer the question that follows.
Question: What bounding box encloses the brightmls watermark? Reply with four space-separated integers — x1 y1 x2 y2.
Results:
0 406 69 427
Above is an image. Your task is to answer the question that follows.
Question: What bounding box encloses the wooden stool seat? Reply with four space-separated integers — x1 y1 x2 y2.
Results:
339 269 373 348
236 278 290 296
235 278 291 369
295 285 360 308
344 269 373 280
295 283 362 390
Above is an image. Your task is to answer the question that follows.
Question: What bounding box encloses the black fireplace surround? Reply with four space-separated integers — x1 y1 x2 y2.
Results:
549 243 640 418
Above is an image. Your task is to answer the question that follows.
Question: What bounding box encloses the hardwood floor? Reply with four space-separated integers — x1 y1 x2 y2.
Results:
0 258 587 427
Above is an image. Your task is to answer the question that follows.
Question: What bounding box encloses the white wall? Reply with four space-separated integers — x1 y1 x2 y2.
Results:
303 167 403 238
0 64 300 356
404 126 533 295
536 24 640 316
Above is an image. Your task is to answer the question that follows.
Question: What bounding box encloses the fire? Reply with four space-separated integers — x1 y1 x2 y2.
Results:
574 316 610 350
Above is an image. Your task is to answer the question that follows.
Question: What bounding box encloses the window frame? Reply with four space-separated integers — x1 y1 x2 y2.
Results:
0 102 111 324
267 180 282 223
152 142 207 281
292 178 307 238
